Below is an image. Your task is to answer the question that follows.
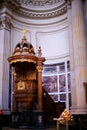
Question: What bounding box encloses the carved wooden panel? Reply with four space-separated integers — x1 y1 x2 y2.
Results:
13 63 37 111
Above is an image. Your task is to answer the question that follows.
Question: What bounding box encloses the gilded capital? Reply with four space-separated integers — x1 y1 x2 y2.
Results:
37 66 43 72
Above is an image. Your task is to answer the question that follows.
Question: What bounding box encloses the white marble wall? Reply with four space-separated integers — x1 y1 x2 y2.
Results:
11 15 69 64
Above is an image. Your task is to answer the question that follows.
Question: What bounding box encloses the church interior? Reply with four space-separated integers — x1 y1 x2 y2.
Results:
0 0 87 130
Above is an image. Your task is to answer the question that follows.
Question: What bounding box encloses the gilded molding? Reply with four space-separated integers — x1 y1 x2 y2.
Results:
9 59 37 64
8 55 38 65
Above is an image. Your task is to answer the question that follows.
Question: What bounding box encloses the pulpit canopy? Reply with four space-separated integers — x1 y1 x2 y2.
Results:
8 34 38 66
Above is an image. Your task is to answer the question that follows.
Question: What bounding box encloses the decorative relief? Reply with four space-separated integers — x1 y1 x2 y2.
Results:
17 6 67 19
8 55 37 65
0 0 68 20
16 5 67 19
66 0 72 9
17 80 25 90
0 17 12 30
15 0 67 19
17 0 63 7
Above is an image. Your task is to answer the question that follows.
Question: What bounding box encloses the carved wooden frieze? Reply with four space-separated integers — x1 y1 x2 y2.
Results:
8 55 38 65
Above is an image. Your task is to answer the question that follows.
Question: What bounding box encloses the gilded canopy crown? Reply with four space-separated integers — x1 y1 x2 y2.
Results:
13 35 35 56
8 30 37 65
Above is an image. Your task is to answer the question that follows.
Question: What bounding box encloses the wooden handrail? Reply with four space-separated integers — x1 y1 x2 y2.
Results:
79 118 87 129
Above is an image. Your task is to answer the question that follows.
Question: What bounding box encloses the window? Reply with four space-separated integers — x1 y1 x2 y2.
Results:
42 61 71 109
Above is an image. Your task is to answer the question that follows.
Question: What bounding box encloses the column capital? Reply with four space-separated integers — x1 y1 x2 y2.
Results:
0 16 12 30
66 0 72 9
37 66 43 73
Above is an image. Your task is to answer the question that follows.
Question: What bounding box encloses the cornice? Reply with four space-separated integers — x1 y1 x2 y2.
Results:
16 0 64 7
0 0 72 20
17 4 67 19
0 0 68 19
15 0 67 19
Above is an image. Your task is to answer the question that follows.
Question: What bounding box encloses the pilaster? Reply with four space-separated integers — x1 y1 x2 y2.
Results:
0 16 12 113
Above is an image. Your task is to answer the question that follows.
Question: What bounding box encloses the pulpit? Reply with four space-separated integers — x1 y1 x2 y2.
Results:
8 30 45 128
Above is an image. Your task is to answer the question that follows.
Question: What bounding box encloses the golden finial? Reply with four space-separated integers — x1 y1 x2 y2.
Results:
21 29 28 41
22 29 28 36
38 46 42 57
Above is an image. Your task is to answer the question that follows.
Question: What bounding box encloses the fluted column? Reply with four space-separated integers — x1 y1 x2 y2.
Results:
70 0 87 114
67 1 76 109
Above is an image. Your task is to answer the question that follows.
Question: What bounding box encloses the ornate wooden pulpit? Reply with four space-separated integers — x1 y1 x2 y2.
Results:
8 31 45 128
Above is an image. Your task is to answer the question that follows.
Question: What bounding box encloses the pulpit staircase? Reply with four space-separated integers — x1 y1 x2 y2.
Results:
43 88 65 125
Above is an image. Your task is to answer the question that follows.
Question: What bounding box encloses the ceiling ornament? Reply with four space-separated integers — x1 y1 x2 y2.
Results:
16 0 62 7
0 0 70 19
15 0 67 19
17 6 67 19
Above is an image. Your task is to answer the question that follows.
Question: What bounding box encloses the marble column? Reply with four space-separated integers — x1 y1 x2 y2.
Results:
70 0 87 114
67 0 76 110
